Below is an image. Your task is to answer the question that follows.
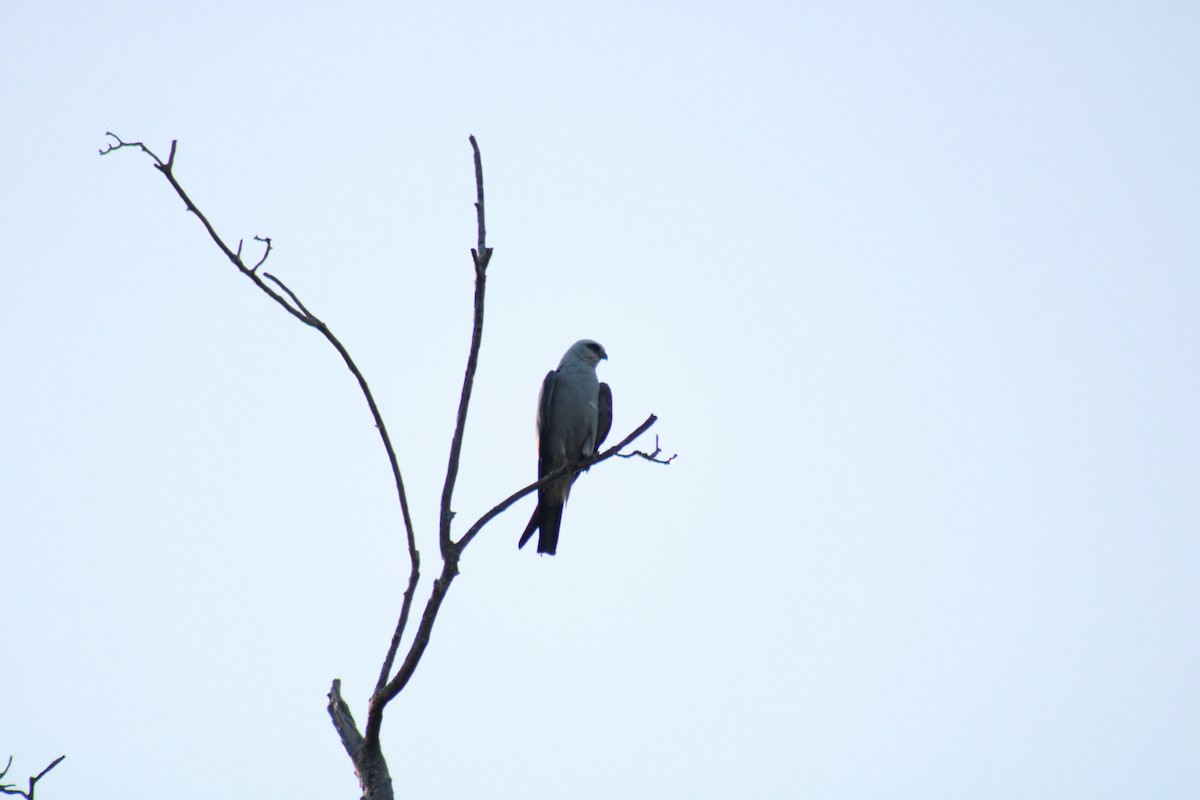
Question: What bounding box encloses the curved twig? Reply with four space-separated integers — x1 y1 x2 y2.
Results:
367 134 493 750
615 433 676 464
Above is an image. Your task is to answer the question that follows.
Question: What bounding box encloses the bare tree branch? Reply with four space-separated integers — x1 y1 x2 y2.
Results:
438 134 493 563
0 755 65 800
100 130 421 620
105 131 671 800
369 557 459 716
366 134 492 752
251 235 273 271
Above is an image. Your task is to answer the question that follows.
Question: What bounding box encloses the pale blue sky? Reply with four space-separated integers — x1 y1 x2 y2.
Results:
3 2 1197 798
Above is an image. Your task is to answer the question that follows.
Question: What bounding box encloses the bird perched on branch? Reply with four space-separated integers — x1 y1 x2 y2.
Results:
519 339 613 555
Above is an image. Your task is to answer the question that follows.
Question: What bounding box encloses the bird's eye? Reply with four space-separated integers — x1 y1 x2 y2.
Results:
586 343 601 354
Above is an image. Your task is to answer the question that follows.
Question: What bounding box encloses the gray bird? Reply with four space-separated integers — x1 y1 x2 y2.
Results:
518 339 613 555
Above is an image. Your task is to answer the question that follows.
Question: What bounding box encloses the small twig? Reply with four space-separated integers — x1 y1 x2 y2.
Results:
0 755 65 800
107 132 674 800
368 557 459 731
469 134 493 272
99 132 164 165
615 433 676 464
327 681 393 798
251 235 273 271
261 271 313 319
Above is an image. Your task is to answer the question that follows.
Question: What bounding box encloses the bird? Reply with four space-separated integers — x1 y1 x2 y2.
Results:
518 339 613 555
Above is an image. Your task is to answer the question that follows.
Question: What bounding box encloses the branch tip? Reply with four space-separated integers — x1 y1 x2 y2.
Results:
251 236 273 271
616 431 676 464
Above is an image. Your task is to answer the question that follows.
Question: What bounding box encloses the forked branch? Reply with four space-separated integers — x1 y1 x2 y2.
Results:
615 433 676 464
0 755 65 800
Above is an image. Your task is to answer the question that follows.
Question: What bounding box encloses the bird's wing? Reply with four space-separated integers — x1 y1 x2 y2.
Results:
535 369 558 478
519 369 561 551
595 382 613 454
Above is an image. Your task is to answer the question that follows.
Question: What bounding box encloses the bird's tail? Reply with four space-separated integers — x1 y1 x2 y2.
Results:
517 499 564 556
536 502 564 556
518 506 539 550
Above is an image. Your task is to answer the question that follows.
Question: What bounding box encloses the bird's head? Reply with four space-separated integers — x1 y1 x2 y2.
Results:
565 339 608 367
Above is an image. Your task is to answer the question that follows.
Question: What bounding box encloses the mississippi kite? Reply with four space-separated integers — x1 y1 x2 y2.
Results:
518 339 612 555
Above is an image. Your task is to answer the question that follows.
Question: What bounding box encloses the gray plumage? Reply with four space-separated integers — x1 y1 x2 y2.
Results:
518 339 611 555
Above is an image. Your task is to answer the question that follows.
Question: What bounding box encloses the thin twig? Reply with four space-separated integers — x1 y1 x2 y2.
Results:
251 235 273 271
369 557 458 724
615 433 676 464
102 134 308 323
0 755 65 800
261 272 312 318
105 132 424 800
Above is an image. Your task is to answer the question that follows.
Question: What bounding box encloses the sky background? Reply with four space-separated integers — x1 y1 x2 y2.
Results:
3 2 1197 798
